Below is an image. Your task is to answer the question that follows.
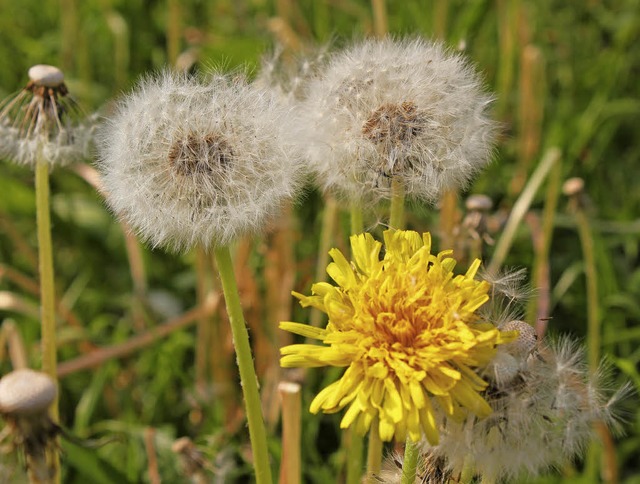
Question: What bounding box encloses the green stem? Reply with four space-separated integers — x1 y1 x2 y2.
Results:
389 178 405 230
366 419 383 480
350 203 364 235
213 246 272 484
309 197 337 329
35 159 59 482
400 440 420 484
575 208 599 372
345 428 364 484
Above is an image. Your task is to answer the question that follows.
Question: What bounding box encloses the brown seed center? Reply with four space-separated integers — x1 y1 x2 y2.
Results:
362 101 422 146
168 134 233 177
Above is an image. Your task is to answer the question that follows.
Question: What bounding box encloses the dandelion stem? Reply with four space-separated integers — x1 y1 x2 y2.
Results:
366 420 383 479
389 178 405 230
574 205 600 371
310 197 338 329
345 428 364 484
213 245 272 484
35 157 59 483
400 440 420 484
350 203 364 235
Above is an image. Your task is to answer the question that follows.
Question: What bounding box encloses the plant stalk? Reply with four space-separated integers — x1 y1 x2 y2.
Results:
389 178 405 230
214 245 272 484
35 158 59 483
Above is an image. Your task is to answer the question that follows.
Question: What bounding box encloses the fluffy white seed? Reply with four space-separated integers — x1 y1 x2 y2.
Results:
292 37 497 203
426 337 627 482
97 70 304 252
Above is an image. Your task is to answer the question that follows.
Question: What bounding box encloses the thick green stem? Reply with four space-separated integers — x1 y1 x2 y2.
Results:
213 246 272 484
350 203 364 235
366 419 383 480
35 159 59 482
400 440 420 484
389 178 405 230
345 428 364 484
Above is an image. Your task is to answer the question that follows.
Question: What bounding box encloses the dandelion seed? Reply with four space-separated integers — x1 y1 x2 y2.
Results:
428 335 629 482
96 69 304 252
256 45 329 104
293 37 497 203
0 64 92 167
280 229 515 444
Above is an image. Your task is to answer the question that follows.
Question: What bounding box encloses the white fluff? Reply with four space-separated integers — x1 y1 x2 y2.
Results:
291 37 497 203
96 70 304 252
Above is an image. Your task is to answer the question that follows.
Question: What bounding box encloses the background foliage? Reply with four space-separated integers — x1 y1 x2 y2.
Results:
0 0 638 482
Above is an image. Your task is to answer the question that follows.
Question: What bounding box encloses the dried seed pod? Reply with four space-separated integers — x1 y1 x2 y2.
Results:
0 64 93 167
0 369 60 484
0 369 56 416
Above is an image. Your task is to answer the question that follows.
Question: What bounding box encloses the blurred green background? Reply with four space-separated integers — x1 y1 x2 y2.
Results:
0 0 639 482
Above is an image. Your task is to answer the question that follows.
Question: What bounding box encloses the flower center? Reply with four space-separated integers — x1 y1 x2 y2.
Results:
168 133 233 177
362 101 423 148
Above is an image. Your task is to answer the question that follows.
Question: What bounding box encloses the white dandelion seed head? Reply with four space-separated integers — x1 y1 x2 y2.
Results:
426 336 629 482
96 69 304 252
0 64 93 168
255 44 330 105
292 37 497 204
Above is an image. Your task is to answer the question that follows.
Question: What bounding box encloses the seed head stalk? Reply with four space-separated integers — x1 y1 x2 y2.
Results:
389 178 405 230
34 152 59 483
213 245 272 484
575 207 599 372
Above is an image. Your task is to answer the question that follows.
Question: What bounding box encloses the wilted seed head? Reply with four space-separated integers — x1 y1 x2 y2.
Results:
501 320 537 358
97 70 304 252
0 369 56 416
465 193 493 212
0 369 59 483
427 336 629 482
294 37 497 203
0 64 93 167
562 177 584 197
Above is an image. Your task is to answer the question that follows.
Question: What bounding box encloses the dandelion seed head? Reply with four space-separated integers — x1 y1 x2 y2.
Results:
97 69 304 252
426 336 629 482
293 37 497 203
0 64 93 167
501 320 537 357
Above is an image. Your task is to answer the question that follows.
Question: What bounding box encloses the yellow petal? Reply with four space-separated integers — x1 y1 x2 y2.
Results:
450 380 492 418
279 321 327 340
419 399 439 445
382 379 403 423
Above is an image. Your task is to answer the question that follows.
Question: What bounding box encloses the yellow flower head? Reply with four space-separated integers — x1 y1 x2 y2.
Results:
280 230 514 444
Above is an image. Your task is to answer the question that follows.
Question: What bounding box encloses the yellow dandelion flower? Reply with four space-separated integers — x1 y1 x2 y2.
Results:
280 229 515 444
